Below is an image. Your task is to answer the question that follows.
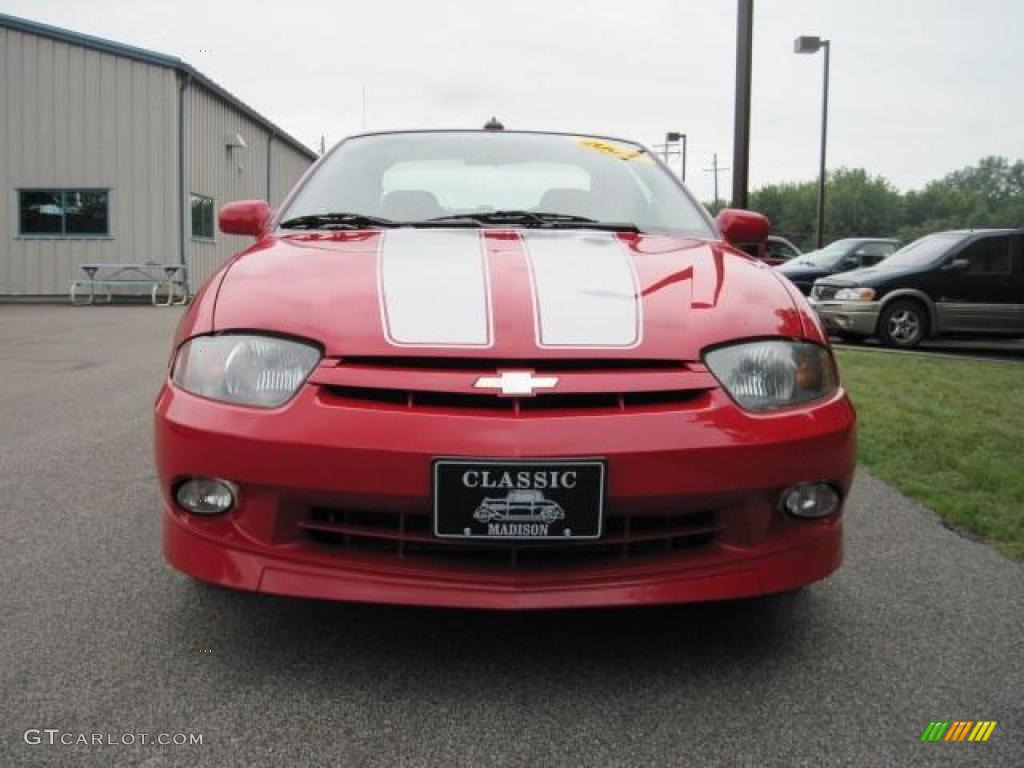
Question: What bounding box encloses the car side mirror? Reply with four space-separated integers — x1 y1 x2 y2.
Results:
715 208 770 246
219 200 273 237
942 258 970 272
841 256 859 269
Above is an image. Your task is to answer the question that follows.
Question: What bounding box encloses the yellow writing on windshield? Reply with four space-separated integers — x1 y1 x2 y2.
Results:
574 138 652 163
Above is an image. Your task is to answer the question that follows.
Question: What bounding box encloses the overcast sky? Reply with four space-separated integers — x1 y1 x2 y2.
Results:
5 0 1023 201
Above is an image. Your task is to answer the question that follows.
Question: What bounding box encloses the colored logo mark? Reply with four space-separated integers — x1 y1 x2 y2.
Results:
920 721 997 742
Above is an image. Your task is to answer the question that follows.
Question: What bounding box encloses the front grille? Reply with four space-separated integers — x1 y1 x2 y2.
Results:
311 357 716 415
339 357 686 372
320 385 709 414
299 507 721 569
812 285 838 300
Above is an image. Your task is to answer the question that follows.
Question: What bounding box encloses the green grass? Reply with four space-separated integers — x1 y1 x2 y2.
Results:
835 349 1024 559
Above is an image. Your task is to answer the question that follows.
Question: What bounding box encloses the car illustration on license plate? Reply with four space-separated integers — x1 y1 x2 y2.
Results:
473 491 565 524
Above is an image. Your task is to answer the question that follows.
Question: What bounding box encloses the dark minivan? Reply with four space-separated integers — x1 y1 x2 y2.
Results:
776 237 901 295
810 229 1024 347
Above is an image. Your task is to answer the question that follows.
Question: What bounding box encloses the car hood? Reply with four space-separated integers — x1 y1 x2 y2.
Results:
776 263 831 278
816 265 915 287
211 229 805 361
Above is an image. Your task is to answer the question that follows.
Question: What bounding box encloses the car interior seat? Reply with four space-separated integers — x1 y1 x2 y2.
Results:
378 190 446 221
536 188 600 219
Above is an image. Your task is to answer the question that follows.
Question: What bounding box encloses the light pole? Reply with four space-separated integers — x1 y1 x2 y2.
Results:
654 132 688 181
794 35 830 249
667 132 688 182
732 0 754 209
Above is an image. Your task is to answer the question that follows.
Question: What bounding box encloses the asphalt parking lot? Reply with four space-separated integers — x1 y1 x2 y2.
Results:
2 305 1021 768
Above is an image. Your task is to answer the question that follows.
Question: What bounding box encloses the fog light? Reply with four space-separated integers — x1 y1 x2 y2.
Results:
781 482 839 519
175 478 237 516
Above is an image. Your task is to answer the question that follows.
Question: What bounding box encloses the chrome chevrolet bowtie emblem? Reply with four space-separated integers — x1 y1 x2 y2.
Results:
473 370 559 397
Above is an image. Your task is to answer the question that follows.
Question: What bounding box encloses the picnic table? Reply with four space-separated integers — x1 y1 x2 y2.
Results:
71 262 187 306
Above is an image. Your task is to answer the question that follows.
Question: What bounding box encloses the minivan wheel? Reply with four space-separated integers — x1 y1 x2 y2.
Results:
879 300 927 348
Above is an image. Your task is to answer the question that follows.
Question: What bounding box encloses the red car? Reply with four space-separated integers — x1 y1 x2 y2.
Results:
156 129 855 610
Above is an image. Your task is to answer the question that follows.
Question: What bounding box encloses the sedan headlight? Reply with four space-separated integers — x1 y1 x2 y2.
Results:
172 334 321 407
704 340 838 411
834 287 875 301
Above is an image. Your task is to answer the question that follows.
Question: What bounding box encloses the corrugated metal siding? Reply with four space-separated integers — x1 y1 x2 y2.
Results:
270 140 314 208
186 84 313 292
0 26 178 295
186 83 266 290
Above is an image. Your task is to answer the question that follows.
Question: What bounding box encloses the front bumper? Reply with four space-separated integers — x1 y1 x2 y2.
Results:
810 299 881 336
156 382 856 610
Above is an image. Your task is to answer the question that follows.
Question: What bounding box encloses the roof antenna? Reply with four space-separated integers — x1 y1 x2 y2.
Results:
483 117 505 131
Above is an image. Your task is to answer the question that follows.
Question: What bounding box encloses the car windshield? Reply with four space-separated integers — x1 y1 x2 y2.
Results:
877 232 966 269
796 240 858 268
278 131 714 236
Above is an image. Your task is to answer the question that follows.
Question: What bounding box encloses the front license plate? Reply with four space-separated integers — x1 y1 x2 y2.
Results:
433 459 605 540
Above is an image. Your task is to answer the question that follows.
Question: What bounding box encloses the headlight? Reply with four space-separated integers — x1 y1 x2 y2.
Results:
704 340 838 411
172 334 321 407
834 287 875 301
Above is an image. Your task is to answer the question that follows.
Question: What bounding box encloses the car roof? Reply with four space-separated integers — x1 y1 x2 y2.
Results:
338 128 650 150
934 228 1024 236
833 237 902 243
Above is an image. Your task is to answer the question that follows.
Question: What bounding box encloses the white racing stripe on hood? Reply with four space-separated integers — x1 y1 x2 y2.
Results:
523 231 641 348
378 229 492 347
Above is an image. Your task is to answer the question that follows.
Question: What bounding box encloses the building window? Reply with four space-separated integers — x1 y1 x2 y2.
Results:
18 189 110 236
191 194 216 240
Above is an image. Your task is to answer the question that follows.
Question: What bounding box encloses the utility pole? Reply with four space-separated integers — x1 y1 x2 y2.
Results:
732 0 754 209
704 153 730 208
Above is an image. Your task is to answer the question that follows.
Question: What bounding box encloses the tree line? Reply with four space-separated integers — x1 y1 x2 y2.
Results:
707 156 1024 251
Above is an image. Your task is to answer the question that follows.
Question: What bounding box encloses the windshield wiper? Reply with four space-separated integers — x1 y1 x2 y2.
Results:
422 210 640 232
278 212 399 230
280 210 642 233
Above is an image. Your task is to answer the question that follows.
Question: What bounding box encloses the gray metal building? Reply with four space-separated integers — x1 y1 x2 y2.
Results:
0 13 316 297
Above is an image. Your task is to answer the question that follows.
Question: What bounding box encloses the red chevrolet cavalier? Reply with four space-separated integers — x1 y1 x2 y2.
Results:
156 130 855 610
